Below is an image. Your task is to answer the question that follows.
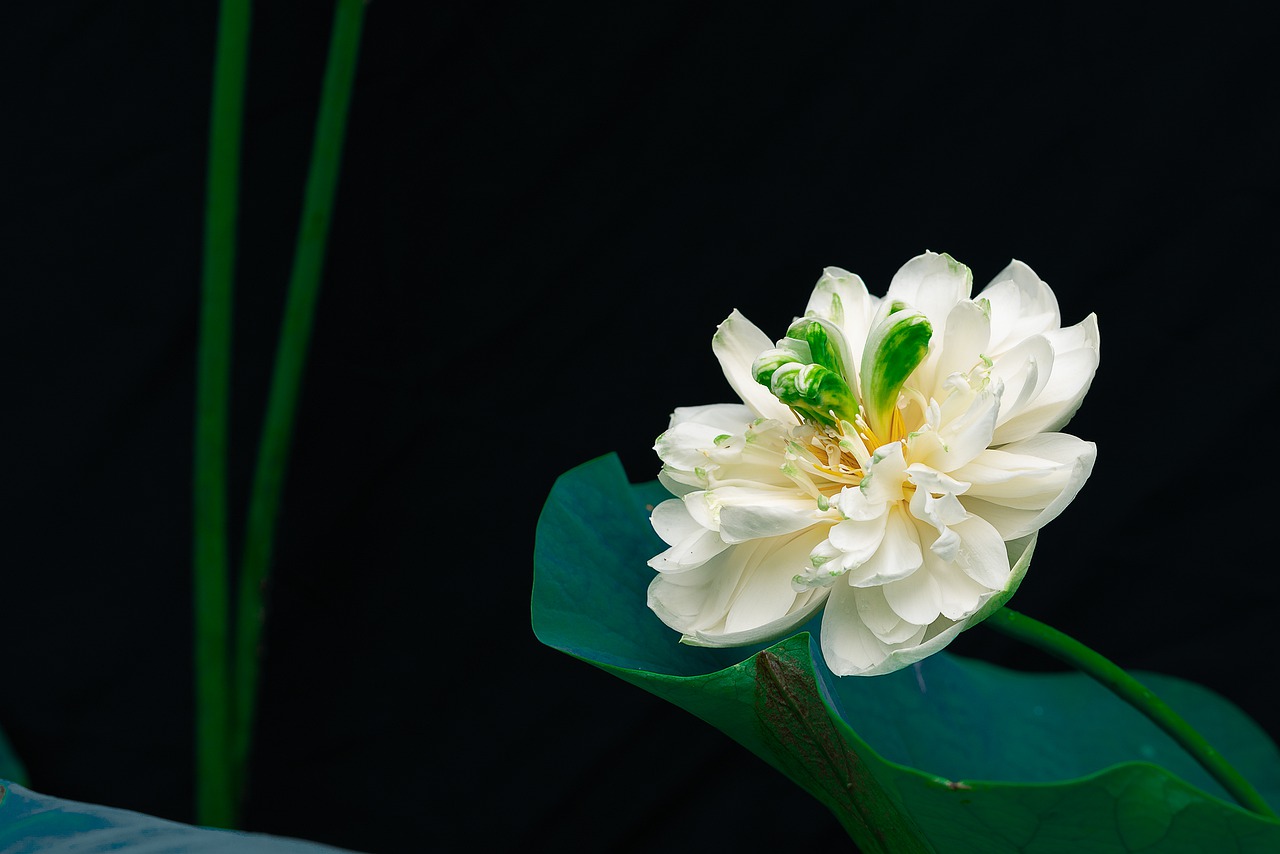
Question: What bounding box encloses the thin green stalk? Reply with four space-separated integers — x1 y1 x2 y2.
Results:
986 607 1278 820
230 0 366 809
194 0 252 830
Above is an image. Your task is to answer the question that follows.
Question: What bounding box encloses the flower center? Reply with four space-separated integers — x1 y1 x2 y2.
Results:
755 301 932 498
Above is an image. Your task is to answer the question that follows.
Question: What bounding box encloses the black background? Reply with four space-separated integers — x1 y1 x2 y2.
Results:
3 3 1278 853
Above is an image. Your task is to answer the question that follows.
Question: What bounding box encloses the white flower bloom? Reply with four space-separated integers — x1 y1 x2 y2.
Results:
647 252 1099 676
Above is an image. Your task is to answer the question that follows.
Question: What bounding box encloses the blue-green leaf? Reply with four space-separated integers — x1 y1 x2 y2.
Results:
0 780 359 852
531 453 1280 853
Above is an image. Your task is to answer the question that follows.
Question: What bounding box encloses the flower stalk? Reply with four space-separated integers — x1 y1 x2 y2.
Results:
985 607 1278 820
195 0 365 828
194 0 252 829
230 0 366 812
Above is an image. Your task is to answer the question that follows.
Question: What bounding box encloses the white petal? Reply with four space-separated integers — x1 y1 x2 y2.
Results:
650 498 700 546
957 433 1097 538
647 500 731 573
990 313 1100 445
882 560 943 625
655 411 747 470
647 542 754 634
872 617 930 645
804 267 878 376
713 487 826 543
682 490 718 531
667 402 757 432
884 251 973 338
820 585 886 673
978 259 1061 350
856 619 967 676
922 550 989 620
944 514 1011 590
988 334 1054 430
930 527 961 561
722 531 828 634
712 310 794 422
848 504 922 588
647 527 730 573
834 484 887 521
854 585 928 643
796 539 855 589
835 534 1039 676
931 299 992 395
827 511 888 565
655 529 832 647
956 434 1089 505
820 584 928 676
859 441 908 504
913 383 999 472
906 464 970 532
657 467 700 497
691 593 827 647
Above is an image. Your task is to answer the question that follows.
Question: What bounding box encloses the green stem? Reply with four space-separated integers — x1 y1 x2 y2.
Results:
194 0 252 830
986 607 1278 820
230 0 366 810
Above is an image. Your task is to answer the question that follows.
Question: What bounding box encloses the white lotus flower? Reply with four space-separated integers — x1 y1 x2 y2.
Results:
647 251 1099 676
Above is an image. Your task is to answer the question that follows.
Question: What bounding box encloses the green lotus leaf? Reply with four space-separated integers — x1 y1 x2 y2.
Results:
0 780 358 852
531 453 1280 853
